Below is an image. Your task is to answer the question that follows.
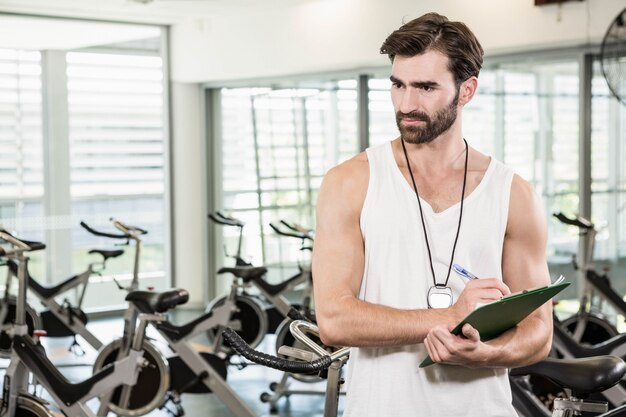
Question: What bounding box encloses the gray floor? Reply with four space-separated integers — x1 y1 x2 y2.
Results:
0 309 345 417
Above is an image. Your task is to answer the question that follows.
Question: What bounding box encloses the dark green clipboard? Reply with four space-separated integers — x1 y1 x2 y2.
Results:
419 281 570 368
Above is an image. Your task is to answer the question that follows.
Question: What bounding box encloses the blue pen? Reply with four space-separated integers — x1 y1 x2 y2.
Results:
452 263 478 280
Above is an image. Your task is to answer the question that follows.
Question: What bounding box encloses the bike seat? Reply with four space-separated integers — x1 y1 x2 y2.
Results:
510 356 626 395
218 266 267 280
88 248 124 260
126 288 189 314
14 334 115 406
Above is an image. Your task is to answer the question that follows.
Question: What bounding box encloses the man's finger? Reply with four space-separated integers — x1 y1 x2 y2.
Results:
462 323 480 342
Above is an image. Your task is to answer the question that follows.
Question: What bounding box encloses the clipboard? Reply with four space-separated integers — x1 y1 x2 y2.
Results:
419 281 570 368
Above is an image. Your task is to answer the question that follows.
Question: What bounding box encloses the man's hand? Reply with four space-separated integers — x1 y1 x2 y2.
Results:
423 323 494 367
423 278 510 367
449 278 511 323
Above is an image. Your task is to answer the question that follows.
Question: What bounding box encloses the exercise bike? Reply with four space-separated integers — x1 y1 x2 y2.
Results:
206 212 314 357
527 311 626 410
0 218 145 356
0 225 189 417
511 355 626 417
553 212 625 344
93 268 258 416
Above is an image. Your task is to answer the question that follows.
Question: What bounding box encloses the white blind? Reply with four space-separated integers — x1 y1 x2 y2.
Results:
220 85 358 267
0 49 43 199
66 51 164 197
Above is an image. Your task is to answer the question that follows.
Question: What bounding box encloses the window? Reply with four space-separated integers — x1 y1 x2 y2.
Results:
591 60 626 261
219 84 358 279
66 49 168 309
1 18 168 312
67 51 166 281
0 48 45 276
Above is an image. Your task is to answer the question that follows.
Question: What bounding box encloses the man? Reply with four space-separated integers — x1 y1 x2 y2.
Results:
312 12 553 417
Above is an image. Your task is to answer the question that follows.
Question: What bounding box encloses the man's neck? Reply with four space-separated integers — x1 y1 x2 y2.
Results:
400 133 466 175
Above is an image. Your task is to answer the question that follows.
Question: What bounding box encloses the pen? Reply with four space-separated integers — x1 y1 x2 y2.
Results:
452 263 478 281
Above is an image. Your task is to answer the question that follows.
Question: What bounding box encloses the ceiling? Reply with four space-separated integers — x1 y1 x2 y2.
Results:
0 0 310 50
0 15 161 50
0 0 308 25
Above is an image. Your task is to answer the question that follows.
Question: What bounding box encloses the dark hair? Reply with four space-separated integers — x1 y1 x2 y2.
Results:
380 12 484 86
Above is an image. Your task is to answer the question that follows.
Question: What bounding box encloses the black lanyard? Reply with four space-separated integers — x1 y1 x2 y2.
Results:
400 138 468 307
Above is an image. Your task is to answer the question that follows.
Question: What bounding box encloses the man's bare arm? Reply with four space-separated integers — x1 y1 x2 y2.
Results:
484 175 553 367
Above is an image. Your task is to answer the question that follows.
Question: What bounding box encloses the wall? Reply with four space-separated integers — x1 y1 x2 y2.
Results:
170 0 625 83
170 82 208 306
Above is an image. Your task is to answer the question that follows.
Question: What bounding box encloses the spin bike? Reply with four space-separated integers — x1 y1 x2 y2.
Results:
511 355 626 417
206 212 314 356
0 218 146 356
93 271 257 417
0 226 189 417
553 212 626 344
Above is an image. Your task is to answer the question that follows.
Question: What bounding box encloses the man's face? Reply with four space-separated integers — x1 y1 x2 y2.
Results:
390 51 461 144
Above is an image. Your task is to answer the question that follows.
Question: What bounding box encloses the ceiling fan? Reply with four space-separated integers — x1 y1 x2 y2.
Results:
600 7 626 106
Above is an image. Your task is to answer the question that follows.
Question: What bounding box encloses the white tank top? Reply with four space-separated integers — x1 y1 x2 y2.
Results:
343 141 517 417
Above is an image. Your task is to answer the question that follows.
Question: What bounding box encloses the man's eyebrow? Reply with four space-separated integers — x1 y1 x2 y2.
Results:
389 76 440 89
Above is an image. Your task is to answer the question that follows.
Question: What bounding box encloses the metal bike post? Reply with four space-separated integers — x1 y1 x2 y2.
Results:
323 359 345 417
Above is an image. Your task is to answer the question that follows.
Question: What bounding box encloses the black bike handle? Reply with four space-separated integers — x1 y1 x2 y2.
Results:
0 229 46 252
80 221 130 239
221 328 332 373
208 212 245 227
111 219 148 235
553 212 593 230
269 222 309 240
281 220 314 239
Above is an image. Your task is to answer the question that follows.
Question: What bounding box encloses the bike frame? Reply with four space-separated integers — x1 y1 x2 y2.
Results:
0 231 154 417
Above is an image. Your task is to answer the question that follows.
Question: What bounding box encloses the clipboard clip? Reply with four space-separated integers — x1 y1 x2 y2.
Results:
552 275 565 286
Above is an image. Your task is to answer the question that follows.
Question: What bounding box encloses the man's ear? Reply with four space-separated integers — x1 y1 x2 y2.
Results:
458 76 478 106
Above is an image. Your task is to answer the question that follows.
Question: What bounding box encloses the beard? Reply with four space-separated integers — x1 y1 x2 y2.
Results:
395 93 459 145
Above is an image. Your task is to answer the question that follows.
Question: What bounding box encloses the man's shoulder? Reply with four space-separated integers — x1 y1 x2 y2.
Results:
326 151 369 181
320 152 370 201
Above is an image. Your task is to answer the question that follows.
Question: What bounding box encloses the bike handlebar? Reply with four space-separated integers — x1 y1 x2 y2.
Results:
0 229 46 256
80 221 129 239
270 221 314 241
553 212 594 230
80 219 147 240
110 218 148 235
222 327 333 373
208 211 245 228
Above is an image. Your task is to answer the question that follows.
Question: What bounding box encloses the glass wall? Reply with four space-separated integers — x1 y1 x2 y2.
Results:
590 61 626 262
66 50 166 289
219 84 358 279
0 48 45 276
